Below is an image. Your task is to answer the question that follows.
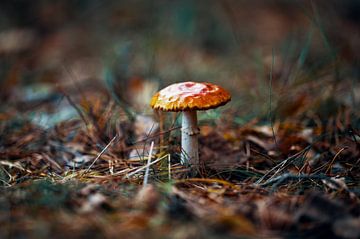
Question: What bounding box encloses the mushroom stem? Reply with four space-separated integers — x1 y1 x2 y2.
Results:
181 111 199 171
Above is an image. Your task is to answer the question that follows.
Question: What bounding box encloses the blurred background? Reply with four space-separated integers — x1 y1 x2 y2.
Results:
0 0 359 125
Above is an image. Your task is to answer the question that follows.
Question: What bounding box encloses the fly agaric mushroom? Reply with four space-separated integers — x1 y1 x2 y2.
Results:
150 81 231 172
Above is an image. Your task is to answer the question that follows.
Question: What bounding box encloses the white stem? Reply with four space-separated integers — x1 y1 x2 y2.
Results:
181 111 199 171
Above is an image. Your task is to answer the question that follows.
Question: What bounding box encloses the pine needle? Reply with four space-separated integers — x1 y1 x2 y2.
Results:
143 141 154 187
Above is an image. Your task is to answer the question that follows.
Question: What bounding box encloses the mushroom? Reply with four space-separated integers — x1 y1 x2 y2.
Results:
150 81 231 173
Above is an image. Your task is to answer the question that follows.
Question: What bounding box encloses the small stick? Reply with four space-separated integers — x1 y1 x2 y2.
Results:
258 173 343 192
268 48 278 149
325 147 347 174
125 154 168 179
134 126 181 144
143 141 154 187
84 134 118 174
256 145 311 184
168 154 171 180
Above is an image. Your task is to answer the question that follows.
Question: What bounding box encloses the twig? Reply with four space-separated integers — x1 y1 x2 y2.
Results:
133 126 181 144
132 122 156 164
0 165 13 182
258 173 342 192
255 145 312 184
143 141 154 187
268 48 278 149
0 179 11 187
83 134 118 174
125 154 168 179
61 88 89 126
325 147 347 174
168 154 171 181
0 165 12 187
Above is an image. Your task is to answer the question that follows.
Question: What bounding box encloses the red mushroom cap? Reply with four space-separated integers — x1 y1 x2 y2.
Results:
150 82 231 111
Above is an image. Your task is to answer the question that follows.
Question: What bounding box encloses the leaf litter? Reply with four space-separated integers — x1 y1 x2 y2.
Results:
1 87 359 238
0 1 360 238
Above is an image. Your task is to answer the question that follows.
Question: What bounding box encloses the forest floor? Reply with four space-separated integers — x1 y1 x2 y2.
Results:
1 1 360 238
1 83 359 239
